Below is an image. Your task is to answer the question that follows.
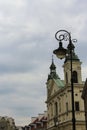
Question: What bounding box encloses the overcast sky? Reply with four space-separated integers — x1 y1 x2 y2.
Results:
0 0 87 126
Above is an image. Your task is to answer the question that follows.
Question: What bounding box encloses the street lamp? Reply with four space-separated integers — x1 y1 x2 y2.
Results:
53 30 76 130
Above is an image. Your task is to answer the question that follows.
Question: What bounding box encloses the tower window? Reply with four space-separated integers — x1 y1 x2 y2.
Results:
66 102 68 115
75 101 79 111
59 102 61 113
66 72 68 83
51 103 53 116
72 71 78 83
55 102 58 115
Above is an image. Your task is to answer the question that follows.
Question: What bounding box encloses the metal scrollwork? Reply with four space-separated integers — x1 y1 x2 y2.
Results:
72 39 77 44
55 30 77 44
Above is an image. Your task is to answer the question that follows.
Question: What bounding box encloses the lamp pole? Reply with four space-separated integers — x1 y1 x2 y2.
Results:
53 30 76 130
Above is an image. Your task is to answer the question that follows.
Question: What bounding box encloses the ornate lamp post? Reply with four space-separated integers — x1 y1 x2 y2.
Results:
53 30 76 130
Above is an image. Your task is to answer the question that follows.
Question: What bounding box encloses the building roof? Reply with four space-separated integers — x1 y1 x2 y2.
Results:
53 78 64 88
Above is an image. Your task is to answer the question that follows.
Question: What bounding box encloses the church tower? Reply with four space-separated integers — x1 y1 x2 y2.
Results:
46 56 64 100
63 43 82 85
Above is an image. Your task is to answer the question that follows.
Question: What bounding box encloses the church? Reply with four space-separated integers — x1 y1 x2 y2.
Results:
46 42 85 130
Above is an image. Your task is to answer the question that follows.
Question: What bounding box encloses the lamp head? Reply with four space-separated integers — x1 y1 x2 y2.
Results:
53 41 67 59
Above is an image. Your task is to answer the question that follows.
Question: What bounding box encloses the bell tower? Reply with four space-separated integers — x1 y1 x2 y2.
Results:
47 56 59 81
63 43 82 85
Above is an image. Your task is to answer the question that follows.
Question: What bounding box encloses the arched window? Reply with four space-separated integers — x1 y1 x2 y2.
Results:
50 103 53 116
66 72 68 83
55 102 58 116
72 71 78 83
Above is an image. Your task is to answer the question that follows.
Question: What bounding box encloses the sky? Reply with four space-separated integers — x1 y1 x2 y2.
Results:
0 0 87 126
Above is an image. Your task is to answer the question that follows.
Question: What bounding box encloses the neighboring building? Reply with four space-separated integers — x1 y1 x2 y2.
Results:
16 126 23 130
0 116 17 130
46 44 85 130
23 111 47 130
82 78 87 130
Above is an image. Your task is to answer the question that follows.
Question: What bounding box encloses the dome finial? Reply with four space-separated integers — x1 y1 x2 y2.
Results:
47 56 60 81
52 55 54 63
50 55 56 71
